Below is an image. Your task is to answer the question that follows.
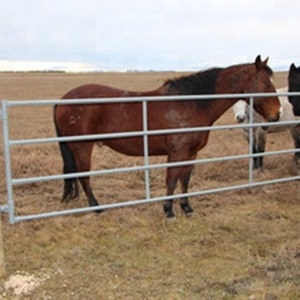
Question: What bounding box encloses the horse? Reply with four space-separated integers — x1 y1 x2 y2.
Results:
288 63 300 115
232 87 300 170
53 55 281 218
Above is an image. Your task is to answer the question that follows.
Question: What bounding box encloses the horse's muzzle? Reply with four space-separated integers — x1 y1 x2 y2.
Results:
236 115 246 123
267 112 280 122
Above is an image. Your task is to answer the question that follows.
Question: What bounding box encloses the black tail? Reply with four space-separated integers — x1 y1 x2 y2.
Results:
53 105 79 201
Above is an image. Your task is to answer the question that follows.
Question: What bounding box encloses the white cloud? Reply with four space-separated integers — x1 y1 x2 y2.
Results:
0 60 96 72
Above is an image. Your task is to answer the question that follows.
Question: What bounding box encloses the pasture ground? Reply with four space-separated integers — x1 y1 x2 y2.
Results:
0 70 299 299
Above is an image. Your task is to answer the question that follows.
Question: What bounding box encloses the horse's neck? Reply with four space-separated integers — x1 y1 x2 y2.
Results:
216 65 253 94
204 68 250 122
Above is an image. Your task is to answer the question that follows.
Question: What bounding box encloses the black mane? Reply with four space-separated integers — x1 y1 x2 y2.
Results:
289 64 300 91
165 63 273 95
264 65 274 76
165 68 222 95
288 63 300 115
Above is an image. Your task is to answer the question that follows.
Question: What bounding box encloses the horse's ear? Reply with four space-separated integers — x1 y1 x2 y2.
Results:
262 57 269 65
289 63 296 75
255 55 262 63
255 55 263 70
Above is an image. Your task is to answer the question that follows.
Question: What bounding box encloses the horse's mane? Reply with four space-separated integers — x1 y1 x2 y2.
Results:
164 63 273 95
263 64 273 76
165 68 222 95
289 65 300 88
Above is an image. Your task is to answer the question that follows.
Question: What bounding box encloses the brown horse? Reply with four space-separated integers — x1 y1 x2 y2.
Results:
54 55 280 218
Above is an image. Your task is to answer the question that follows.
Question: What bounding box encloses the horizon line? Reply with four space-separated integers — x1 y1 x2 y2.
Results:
0 59 289 73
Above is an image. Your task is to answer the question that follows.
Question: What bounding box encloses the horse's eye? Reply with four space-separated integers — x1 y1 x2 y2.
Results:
265 82 271 89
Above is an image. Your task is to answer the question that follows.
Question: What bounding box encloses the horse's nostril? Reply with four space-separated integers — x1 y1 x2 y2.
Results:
236 116 245 123
268 113 279 122
276 111 281 121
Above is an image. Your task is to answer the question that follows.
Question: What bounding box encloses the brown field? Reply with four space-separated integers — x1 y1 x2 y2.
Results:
0 70 299 299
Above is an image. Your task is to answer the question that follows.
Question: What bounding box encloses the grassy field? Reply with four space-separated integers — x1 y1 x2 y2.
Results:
0 70 299 299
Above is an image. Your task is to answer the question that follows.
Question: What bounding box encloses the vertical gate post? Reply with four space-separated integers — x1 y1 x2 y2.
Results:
0 103 6 277
2 101 15 223
0 213 6 277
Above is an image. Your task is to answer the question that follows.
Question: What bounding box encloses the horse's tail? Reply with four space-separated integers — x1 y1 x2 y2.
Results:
53 105 79 201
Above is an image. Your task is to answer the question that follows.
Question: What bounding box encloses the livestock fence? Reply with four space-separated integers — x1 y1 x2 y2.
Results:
1 92 300 225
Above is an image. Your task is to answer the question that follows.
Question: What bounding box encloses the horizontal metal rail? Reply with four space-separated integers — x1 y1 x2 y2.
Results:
4 91 300 107
10 148 300 186
13 174 300 223
8 119 300 147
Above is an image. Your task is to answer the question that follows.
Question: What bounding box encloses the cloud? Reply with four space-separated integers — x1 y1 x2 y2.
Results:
0 59 96 72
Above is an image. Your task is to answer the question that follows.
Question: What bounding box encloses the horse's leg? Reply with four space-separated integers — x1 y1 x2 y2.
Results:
164 166 179 218
79 177 99 207
251 128 266 170
69 141 101 209
252 145 260 169
164 150 196 218
243 127 260 169
179 169 194 216
256 128 267 170
253 146 264 170
177 151 196 215
290 125 300 164
247 128 261 169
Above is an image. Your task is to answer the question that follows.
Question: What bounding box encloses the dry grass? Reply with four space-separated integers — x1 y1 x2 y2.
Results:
0 71 299 299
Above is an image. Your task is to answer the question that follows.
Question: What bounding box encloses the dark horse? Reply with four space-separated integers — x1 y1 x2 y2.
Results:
54 55 280 218
288 63 300 115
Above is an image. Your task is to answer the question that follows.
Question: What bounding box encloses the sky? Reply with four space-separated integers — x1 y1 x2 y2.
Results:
0 0 299 72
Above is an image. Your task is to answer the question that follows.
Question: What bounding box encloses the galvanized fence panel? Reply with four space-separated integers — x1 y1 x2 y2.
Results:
1 92 300 223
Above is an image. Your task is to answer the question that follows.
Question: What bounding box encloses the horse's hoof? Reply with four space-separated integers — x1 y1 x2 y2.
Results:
181 204 194 215
90 202 104 214
94 208 105 214
164 205 175 218
185 211 193 218
165 211 176 219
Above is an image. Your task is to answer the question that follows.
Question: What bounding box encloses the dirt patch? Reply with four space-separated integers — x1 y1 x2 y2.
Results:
3 271 49 297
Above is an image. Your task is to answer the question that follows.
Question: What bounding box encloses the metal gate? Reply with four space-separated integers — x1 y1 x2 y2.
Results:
1 92 300 224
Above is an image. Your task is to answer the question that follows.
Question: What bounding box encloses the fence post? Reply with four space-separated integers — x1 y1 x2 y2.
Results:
0 214 6 277
248 96 254 184
0 104 6 277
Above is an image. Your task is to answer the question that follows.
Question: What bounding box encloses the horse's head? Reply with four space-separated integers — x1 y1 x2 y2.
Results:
232 100 247 123
242 55 281 122
288 63 300 116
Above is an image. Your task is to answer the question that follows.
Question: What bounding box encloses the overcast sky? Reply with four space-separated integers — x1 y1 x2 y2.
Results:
1 0 299 71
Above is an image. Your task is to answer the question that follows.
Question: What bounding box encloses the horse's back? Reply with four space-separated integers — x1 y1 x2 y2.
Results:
61 83 128 99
